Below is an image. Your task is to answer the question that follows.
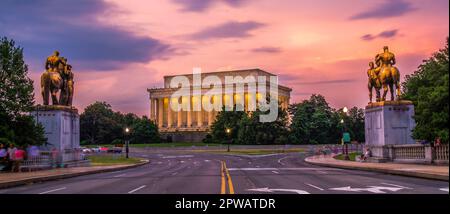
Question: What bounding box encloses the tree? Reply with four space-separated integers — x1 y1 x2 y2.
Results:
131 116 160 144
401 38 449 143
237 104 289 145
290 94 365 144
80 101 122 144
210 105 248 143
290 94 338 144
336 107 365 143
0 37 35 118
80 101 160 144
0 37 46 146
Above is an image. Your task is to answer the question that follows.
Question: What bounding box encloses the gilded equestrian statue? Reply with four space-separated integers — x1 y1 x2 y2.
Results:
40 51 74 106
367 46 401 103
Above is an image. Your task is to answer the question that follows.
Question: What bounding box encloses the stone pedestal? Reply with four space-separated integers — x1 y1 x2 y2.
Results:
364 100 416 160
31 105 86 165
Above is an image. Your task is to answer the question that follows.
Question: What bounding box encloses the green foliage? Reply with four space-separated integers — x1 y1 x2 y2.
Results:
237 105 289 145
130 116 160 144
401 38 449 143
209 102 289 145
0 37 46 147
290 94 338 144
0 37 35 117
289 94 365 144
210 105 247 143
80 101 160 144
80 101 122 144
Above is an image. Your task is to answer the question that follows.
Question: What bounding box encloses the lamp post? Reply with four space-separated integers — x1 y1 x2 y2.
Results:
342 107 350 160
226 128 231 152
125 127 130 159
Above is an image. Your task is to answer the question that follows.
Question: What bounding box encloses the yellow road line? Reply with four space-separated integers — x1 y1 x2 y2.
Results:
223 161 235 194
220 161 226 194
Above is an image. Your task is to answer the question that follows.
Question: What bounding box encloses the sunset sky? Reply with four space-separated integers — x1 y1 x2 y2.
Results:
1 0 448 116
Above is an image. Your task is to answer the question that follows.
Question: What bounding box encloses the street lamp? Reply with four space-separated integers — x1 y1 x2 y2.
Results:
125 127 130 159
226 128 231 152
341 107 350 160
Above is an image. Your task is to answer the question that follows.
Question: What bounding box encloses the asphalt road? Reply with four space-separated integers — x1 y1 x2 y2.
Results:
0 149 448 194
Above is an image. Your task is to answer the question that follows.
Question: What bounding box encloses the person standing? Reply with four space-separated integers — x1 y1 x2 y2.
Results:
0 144 7 171
7 144 17 171
13 146 26 172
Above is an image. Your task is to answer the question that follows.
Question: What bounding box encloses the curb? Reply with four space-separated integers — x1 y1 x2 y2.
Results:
305 157 449 181
0 160 149 189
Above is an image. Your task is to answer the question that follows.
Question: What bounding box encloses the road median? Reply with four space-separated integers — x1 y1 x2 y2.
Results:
305 155 448 181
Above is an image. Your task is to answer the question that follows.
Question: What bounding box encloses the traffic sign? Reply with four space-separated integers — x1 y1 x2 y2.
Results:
343 132 351 143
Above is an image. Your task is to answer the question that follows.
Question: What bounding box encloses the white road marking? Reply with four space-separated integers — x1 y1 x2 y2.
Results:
162 155 194 159
316 170 327 174
228 167 342 171
277 156 289 165
381 182 412 189
439 187 449 192
193 161 199 165
330 186 404 193
39 187 67 194
172 172 178 175
157 162 163 164
400 168 427 171
247 187 310 194
128 185 146 194
180 161 185 163
305 183 324 191
271 171 279 174
113 173 127 178
204 160 210 162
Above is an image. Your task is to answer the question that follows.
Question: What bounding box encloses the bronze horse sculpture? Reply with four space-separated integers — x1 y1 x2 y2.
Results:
367 46 401 103
41 51 74 106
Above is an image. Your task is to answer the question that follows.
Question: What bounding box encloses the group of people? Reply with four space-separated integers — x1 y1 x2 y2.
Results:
0 143 39 172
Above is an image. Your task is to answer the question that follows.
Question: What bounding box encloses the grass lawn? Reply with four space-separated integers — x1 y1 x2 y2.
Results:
84 142 221 148
194 148 305 155
334 152 362 161
87 155 144 166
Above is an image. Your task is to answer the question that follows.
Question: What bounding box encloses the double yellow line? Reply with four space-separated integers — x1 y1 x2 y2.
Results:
220 161 234 194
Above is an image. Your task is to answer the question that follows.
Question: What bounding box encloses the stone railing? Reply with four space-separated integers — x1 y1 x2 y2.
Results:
367 144 449 165
435 145 449 162
393 144 425 160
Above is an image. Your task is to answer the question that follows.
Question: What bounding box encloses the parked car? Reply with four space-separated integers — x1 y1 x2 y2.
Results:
82 147 92 153
99 147 109 153
108 147 123 154
91 147 100 153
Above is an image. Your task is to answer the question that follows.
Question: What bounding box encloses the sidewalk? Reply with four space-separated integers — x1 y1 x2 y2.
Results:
0 160 149 189
305 155 449 181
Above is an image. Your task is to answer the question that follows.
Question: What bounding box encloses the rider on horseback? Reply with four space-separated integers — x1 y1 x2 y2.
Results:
372 46 401 101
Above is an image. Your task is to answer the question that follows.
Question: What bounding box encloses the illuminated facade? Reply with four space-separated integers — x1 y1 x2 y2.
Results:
147 68 292 141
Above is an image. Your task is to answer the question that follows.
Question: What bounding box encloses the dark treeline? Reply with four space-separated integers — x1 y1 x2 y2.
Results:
207 94 364 145
80 101 159 145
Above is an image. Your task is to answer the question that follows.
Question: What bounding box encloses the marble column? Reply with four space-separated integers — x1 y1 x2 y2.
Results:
187 97 192 128
167 98 173 128
158 98 163 128
177 108 182 128
197 108 203 128
208 110 213 126
149 98 154 121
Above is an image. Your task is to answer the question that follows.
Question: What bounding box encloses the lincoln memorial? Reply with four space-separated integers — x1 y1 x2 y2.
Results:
147 68 292 142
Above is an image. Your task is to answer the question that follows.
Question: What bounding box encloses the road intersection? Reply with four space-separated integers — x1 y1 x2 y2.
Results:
1 149 448 194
